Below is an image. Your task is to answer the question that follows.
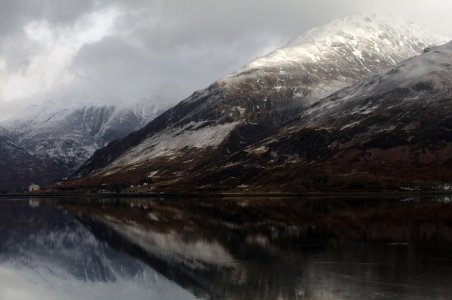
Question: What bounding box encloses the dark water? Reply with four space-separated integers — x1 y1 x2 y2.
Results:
1 195 452 299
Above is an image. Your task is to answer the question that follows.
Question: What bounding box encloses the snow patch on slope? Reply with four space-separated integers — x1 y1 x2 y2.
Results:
110 122 240 168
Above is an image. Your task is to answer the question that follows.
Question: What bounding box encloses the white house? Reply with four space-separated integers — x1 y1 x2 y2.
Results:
28 184 41 192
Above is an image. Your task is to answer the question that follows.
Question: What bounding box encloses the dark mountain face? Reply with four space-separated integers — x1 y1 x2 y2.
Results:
0 132 61 191
65 15 448 192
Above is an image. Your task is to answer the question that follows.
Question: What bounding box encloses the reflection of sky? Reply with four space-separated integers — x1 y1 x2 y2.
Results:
0 200 198 300
0 265 197 300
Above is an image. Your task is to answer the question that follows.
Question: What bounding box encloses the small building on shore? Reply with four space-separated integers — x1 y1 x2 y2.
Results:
28 184 41 192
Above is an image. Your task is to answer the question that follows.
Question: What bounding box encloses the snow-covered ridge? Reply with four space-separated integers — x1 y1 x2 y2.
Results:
246 13 449 69
5 98 167 134
305 40 452 121
218 13 449 106
1 99 169 170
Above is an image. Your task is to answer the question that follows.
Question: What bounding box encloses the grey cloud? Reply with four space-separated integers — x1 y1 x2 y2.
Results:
1 0 452 120
0 0 103 74
70 36 153 95
0 0 99 37
39 0 100 24
62 0 353 100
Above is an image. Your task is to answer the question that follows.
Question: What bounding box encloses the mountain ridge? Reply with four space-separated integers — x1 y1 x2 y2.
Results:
61 14 450 192
0 96 176 190
179 41 452 191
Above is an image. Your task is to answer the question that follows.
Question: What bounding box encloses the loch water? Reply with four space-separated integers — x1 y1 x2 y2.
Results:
1 195 452 299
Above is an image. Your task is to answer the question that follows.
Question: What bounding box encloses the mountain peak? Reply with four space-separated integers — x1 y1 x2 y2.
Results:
244 13 449 70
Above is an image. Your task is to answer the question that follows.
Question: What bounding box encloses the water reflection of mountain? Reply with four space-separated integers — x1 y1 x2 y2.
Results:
56 198 310 299
0 200 135 282
0 200 197 300
51 195 452 299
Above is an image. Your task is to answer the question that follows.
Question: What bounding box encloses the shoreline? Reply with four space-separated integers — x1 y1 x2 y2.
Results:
2 190 452 199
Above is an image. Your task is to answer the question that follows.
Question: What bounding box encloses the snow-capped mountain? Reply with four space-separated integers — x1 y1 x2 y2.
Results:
0 95 175 190
167 41 452 191
65 14 449 191
228 13 448 103
5 100 166 168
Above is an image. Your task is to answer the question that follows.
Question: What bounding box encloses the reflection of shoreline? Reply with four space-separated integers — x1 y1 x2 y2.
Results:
54 195 452 243
400 194 452 203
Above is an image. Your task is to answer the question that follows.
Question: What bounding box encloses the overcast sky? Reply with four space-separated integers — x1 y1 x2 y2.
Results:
0 0 451 120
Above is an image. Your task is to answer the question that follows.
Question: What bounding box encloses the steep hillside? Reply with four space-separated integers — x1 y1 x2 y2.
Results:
178 42 452 191
65 15 450 192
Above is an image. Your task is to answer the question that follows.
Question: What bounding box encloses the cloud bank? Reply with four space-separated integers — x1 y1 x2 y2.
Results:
0 0 451 119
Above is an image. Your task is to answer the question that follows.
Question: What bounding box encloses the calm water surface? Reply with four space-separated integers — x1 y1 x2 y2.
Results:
1 195 452 299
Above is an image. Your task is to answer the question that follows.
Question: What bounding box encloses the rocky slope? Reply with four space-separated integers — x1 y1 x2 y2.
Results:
178 41 452 191
65 15 450 192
